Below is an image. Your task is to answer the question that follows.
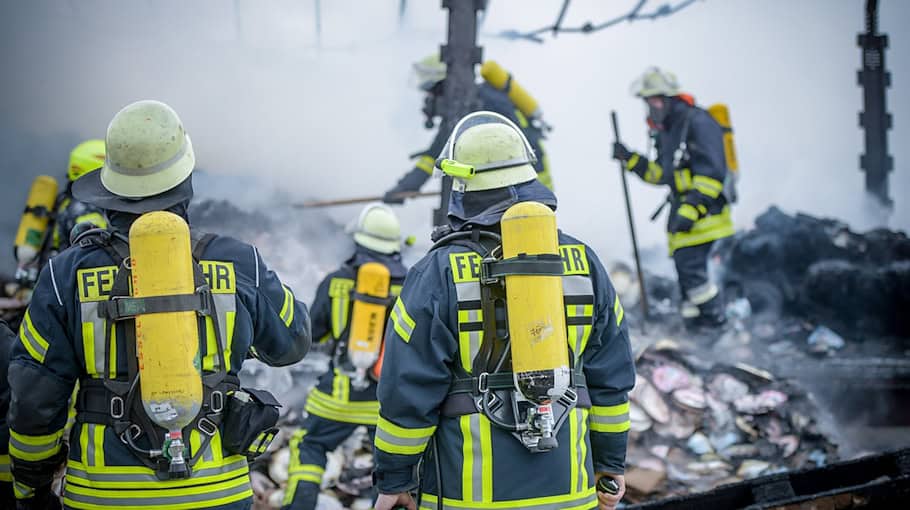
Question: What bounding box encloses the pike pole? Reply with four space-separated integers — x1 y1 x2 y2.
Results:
611 111 650 326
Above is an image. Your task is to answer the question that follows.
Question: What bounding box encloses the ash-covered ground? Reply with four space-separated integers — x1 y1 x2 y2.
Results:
188 198 910 508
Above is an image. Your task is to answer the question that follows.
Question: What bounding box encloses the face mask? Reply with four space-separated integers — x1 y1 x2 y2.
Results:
646 96 670 130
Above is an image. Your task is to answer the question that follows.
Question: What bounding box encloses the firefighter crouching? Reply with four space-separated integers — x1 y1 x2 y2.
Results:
374 112 636 510
7 100 312 510
282 203 408 510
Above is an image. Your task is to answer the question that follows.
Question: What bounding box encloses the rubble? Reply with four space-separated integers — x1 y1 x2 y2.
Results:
623 342 838 501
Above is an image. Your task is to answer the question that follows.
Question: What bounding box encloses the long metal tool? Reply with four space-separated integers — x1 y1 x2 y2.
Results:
293 191 439 209
610 111 649 325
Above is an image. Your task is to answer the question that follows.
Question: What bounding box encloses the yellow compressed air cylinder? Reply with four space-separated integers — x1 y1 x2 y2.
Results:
14 175 59 264
481 60 540 120
708 103 739 174
501 201 569 404
129 211 202 432
348 262 391 384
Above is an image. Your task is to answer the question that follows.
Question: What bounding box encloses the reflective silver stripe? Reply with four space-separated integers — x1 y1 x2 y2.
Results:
85 424 96 467
419 492 597 510
374 428 431 449
469 414 483 503
9 435 58 455
688 282 719 305
20 323 48 362
463 309 481 322
454 281 480 302
465 330 481 364
562 275 593 296
590 412 631 426
202 437 215 463
391 301 415 339
681 300 701 318
63 476 251 507
279 286 294 326
212 293 236 369
48 258 63 306
106 135 189 176
575 410 585 493
81 302 107 376
252 246 260 287
65 458 249 483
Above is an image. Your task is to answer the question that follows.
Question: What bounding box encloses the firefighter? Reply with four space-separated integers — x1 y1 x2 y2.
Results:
382 54 553 203
7 100 312 510
374 112 635 510
54 140 109 251
612 67 734 328
0 320 15 508
282 203 407 510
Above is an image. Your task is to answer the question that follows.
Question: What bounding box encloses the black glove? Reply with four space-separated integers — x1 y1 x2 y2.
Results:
15 485 61 510
383 169 431 204
669 204 699 233
612 142 634 162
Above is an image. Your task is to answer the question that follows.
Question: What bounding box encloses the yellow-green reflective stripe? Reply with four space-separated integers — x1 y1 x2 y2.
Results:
590 402 631 433
459 414 492 502
580 409 589 490
306 404 378 425
569 408 580 494
9 429 63 461
377 416 435 439
0 454 11 482
613 295 624 327
678 203 699 221
75 212 107 229
419 487 597 510
645 161 663 183
416 155 436 174
65 458 248 487
693 175 723 198
288 472 322 485
108 324 117 379
279 285 295 327
375 416 435 455
62 474 252 510
390 297 415 342
20 311 49 363
625 153 640 171
667 206 735 253
14 480 32 498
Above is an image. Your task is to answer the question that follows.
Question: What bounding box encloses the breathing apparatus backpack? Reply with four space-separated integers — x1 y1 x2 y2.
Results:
480 61 551 133
73 213 279 480
335 262 394 389
14 175 60 283
434 202 589 453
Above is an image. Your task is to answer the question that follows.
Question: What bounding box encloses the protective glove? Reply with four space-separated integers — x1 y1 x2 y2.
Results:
383 168 431 204
668 203 699 233
612 142 635 163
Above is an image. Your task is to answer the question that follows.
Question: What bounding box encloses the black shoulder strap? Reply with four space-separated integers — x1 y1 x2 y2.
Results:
191 232 217 261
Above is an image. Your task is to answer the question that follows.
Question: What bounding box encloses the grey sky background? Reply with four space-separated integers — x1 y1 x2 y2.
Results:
1 0 907 278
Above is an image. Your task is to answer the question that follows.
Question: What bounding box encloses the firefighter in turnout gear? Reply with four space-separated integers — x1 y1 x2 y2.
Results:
0 320 16 507
282 203 407 510
7 100 312 510
13 141 108 291
612 67 734 328
374 112 635 510
383 54 553 203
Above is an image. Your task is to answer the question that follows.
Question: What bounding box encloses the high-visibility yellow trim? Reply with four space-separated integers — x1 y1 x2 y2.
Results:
419 486 597 509
668 205 735 254
479 415 492 502
678 203 700 221
460 416 473 502
64 458 249 489
377 416 436 439
644 161 664 184
203 317 217 372
76 266 118 302
390 297 416 342
592 402 630 417
590 402 631 433
279 285 295 327
580 409 589 490
613 296 624 328
74 212 108 229
287 464 325 485
9 428 63 461
20 311 50 363
569 408 579 494
305 389 379 424
0 454 11 482
108 324 117 379
416 155 436 175
82 322 96 376
693 175 724 199
673 168 693 192
625 154 640 171
61 474 252 510
375 416 435 456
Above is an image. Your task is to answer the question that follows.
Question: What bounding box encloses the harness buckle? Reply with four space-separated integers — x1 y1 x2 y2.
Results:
477 372 490 394
110 396 125 419
119 424 142 445
198 417 218 436
211 391 224 413
196 286 213 316
561 388 578 406
480 258 500 286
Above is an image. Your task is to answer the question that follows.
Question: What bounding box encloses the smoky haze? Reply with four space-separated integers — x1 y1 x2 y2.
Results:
1 0 908 279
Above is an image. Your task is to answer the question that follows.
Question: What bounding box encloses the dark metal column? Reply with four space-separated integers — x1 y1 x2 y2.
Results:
433 0 485 227
858 0 893 207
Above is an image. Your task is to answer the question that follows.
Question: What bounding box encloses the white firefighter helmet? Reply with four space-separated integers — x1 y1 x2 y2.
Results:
101 100 195 198
436 111 538 193
412 53 447 91
630 67 681 98
348 203 402 254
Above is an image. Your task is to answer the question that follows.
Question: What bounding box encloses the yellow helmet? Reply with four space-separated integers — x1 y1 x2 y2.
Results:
68 139 106 182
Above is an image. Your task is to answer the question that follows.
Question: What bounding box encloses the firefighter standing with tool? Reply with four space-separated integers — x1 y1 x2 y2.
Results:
13 140 108 293
374 112 635 510
383 55 554 203
612 67 736 329
7 100 312 510
282 203 407 510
